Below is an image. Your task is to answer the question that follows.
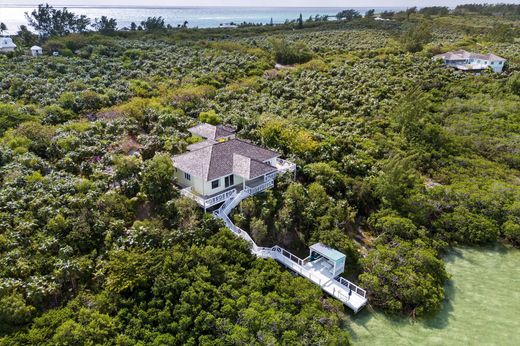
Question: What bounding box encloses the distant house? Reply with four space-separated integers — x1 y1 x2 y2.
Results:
173 123 296 210
219 23 238 28
30 46 43 56
0 36 16 53
434 50 506 73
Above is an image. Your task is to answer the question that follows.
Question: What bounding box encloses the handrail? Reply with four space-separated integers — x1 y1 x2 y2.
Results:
275 158 297 173
245 179 274 196
180 187 205 205
181 187 237 209
208 169 367 312
205 189 237 208
335 277 367 297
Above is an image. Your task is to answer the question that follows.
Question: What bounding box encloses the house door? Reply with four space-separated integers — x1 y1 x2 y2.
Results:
224 175 234 188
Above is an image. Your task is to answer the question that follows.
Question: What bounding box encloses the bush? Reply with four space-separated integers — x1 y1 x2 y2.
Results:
198 110 222 125
0 103 36 135
271 38 313 65
141 153 176 204
400 22 432 53
503 221 520 246
434 206 500 244
360 239 449 316
509 73 520 96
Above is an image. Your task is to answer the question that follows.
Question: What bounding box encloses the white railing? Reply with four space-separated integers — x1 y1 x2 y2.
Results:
208 172 368 313
180 187 205 205
273 246 305 267
244 179 274 196
205 189 237 208
265 172 278 182
274 158 296 173
181 187 237 209
335 277 367 298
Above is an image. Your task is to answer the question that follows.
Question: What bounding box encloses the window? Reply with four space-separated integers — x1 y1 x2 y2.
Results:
224 174 234 188
184 172 191 181
211 179 220 189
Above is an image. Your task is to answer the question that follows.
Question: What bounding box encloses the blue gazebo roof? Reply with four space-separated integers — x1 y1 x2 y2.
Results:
310 243 346 262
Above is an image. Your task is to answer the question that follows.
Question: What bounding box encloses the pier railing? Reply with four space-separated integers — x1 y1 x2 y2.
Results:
335 277 367 298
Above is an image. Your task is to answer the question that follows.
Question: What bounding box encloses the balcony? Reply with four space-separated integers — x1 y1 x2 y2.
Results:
180 186 237 209
272 157 296 174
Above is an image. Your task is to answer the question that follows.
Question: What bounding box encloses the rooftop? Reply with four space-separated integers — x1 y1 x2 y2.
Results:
310 243 346 262
0 37 16 49
188 123 236 141
434 49 506 62
173 137 279 181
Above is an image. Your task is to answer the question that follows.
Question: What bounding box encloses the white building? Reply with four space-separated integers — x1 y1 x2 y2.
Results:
174 123 368 313
0 36 16 53
434 50 506 73
30 46 43 56
173 123 296 210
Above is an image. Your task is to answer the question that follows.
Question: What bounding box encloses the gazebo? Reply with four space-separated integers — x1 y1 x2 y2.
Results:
309 243 346 277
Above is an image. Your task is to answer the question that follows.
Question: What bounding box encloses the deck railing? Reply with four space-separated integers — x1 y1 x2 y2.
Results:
335 277 367 298
181 187 237 209
180 187 205 205
209 173 367 312
245 179 274 196
274 158 296 173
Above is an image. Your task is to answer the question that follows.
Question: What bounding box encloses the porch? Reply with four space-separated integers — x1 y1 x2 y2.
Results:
179 175 274 210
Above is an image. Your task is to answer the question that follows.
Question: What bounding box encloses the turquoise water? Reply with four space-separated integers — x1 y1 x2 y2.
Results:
347 246 520 345
0 5 405 31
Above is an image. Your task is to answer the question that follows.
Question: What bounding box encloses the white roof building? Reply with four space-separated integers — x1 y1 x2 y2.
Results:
0 36 17 53
30 45 43 56
434 49 506 73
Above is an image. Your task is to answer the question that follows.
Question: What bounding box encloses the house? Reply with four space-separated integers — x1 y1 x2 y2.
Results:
30 46 43 56
0 36 16 53
173 123 296 209
434 50 506 73
180 124 368 313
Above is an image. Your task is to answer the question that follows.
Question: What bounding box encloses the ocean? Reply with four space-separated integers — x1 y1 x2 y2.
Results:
0 5 406 32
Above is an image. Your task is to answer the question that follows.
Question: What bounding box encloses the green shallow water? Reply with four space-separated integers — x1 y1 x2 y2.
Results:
347 245 520 346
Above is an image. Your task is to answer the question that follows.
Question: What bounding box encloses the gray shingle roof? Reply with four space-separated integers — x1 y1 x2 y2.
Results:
434 50 506 62
173 138 279 181
187 139 217 151
188 123 235 140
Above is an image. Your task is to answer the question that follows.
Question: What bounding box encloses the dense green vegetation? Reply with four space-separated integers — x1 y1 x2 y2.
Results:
1 4 519 344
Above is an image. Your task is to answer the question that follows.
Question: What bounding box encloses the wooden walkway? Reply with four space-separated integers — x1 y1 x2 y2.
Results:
214 182 368 313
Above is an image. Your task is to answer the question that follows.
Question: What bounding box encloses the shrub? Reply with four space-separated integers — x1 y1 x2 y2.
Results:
198 110 221 125
503 221 520 246
141 153 176 204
434 206 500 244
400 22 432 53
271 38 313 65
360 239 449 316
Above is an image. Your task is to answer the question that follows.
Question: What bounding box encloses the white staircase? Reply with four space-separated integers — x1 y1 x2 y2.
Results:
212 179 368 313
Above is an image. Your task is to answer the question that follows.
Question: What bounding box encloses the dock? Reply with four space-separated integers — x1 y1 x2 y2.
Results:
213 188 368 313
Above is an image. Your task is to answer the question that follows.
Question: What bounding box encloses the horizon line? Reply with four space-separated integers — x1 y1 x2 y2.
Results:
0 4 411 9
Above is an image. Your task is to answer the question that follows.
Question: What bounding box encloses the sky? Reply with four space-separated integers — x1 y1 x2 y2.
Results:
0 0 512 7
